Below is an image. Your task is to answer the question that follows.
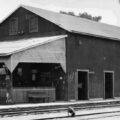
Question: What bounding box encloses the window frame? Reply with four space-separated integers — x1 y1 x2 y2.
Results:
29 16 38 33
9 17 18 35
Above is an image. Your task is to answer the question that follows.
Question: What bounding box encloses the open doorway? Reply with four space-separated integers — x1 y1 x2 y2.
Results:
12 63 66 102
78 70 89 100
104 71 114 99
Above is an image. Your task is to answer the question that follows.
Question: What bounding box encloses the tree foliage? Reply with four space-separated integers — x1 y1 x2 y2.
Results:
60 11 102 22
78 12 102 22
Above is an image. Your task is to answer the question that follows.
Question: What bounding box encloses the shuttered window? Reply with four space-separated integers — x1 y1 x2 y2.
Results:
29 17 38 33
9 18 18 35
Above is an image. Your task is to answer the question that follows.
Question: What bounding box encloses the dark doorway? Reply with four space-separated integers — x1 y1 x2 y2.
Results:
13 63 65 102
104 72 114 99
78 71 89 100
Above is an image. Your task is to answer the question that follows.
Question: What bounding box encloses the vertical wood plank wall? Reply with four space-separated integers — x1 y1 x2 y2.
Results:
11 87 56 103
0 88 6 103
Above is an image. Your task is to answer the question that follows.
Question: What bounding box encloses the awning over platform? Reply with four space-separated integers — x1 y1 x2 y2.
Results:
0 35 67 72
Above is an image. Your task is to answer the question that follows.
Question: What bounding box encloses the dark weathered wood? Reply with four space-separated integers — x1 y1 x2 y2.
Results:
27 91 49 103
5 74 13 104
12 88 55 103
0 7 65 41
66 33 120 100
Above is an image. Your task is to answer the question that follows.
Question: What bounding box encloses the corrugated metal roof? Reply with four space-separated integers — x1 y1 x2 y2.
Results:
0 35 67 56
22 5 120 41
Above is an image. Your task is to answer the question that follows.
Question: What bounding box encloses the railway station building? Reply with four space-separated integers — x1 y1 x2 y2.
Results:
0 5 120 103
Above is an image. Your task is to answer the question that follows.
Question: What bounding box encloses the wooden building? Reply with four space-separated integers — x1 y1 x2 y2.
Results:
0 5 120 103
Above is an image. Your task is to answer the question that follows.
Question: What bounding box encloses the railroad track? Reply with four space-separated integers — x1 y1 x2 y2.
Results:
1 103 120 118
49 111 120 120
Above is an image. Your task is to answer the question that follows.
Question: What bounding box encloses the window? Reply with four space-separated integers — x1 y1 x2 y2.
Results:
29 17 38 33
17 68 22 76
9 18 18 35
32 69 37 81
32 74 36 81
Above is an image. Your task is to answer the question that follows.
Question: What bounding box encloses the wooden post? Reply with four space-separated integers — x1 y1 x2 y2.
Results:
6 74 13 104
75 71 78 100
4 66 13 104
64 74 68 101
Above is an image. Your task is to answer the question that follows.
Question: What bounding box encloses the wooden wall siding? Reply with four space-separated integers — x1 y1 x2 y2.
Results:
67 72 76 100
0 88 6 98
75 71 78 100
0 86 56 103
66 33 120 100
114 71 120 97
12 88 55 103
0 7 65 41
89 70 104 98
0 88 6 103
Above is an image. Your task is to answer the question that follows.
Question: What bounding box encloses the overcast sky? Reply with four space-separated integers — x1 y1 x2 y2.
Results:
0 0 120 26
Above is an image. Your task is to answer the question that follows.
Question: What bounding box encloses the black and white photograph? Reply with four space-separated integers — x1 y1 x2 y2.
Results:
0 0 120 120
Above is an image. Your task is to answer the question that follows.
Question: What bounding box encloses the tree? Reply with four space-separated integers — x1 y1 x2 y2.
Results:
78 12 102 22
60 11 102 22
60 11 68 15
67 11 75 16
60 11 75 16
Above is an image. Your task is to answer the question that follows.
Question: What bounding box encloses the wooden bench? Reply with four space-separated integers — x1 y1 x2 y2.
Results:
27 91 49 103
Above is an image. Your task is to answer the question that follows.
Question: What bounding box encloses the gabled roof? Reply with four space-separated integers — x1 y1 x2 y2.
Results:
21 5 120 41
1 5 120 41
0 35 67 56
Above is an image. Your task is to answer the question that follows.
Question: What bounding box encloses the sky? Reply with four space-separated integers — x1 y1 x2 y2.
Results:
0 0 120 26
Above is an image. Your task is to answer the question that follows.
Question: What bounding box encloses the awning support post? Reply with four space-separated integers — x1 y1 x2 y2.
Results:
4 66 13 104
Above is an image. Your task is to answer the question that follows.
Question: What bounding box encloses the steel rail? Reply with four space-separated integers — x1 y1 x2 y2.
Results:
48 111 120 120
1 103 120 117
